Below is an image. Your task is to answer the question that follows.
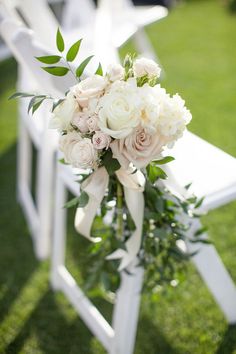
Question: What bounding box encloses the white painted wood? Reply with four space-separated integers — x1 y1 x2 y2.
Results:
111 261 144 354
185 218 236 324
62 0 96 29
57 266 114 351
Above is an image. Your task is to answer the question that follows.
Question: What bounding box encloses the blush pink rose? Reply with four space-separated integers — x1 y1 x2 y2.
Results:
111 127 170 169
87 114 99 132
72 112 89 133
71 75 107 108
92 131 111 150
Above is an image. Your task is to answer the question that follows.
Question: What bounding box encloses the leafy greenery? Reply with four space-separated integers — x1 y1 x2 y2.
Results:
76 55 94 78
102 149 121 176
1 1 236 353
35 55 61 64
56 28 65 52
66 39 82 62
95 62 103 76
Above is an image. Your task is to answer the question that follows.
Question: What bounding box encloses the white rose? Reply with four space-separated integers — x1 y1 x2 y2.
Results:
158 93 192 143
98 79 141 139
87 114 99 132
72 111 89 133
49 92 78 131
92 131 111 150
111 127 170 169
107 63 125 82
60 132 98 169
138 84 166 134
71 75 108 108
133 57 161 78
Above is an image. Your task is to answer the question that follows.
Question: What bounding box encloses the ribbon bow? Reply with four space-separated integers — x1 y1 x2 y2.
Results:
74 167 145 271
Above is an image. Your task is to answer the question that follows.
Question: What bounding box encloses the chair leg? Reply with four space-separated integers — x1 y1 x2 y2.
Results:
133 28 156 60
35 130 56 260
50 164 68 290
110 261 144 354
186 218 236 324
17 116 32 203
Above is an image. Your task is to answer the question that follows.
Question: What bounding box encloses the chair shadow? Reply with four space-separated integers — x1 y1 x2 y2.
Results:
215 325 236 354
0 143 39 322
5 289 101 354
135 314 180 354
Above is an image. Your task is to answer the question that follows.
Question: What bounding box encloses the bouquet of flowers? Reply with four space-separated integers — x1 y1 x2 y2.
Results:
11 30 204 293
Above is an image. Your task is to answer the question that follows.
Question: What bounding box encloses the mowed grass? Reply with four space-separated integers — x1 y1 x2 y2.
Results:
1 1 236 353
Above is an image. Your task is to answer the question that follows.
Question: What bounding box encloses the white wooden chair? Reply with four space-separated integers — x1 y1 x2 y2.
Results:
0 0 110 259
63 0 168 62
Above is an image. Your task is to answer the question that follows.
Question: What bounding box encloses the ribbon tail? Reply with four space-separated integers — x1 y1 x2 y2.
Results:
107 169 145 271
75 167 109 242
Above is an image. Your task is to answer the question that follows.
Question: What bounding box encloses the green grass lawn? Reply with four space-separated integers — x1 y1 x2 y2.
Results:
1 1 236 353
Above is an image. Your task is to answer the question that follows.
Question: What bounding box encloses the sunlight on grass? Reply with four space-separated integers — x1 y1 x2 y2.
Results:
0 264 48 353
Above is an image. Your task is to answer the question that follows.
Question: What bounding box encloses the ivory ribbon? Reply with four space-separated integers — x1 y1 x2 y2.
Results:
74 167 145 271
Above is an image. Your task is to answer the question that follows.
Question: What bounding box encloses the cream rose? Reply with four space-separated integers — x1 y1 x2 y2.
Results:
98 79 141 139
107 63 125 82
111 127 170 169
71 75 108 108
92 131 111 150
60 132 98 169
133 57 161 78
49 92 78 132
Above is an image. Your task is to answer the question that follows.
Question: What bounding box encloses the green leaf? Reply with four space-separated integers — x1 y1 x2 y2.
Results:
28 95 46 114
32 98 45 114
66 39 82 62
147 164 167 183
78 191 89 208
58 158 67 165
195 196 204 209
52 98 65 112
76 55 94 77
42 66 69 76
35 55 61 64
153 156 175 165
64 191 89 209
194 226 208 237
64 197 79 209
56 28 64 52
8 92 34 100
102 150 121 176
95 62 103 76
184 182 192 190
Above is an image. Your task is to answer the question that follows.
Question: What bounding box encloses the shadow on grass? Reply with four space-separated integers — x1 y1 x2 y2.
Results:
215 325 236 354
5 289 100 354
135 314 180 354
0 143 39 323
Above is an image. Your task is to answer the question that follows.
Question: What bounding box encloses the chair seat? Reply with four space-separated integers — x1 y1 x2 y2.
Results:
129 5 168 27
165 131 236 211
112 5 168 47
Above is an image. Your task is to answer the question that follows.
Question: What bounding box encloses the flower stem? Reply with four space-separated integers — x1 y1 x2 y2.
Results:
116 179 123 240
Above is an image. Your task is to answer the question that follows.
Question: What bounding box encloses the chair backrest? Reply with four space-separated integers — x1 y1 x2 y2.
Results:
0 0 59 49
62 0 96 30
0 18 74 96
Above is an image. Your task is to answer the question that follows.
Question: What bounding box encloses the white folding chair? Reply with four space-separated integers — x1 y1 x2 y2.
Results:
164 131 236 324
63 0 168 62
0 17 67 259
0 0 110 259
